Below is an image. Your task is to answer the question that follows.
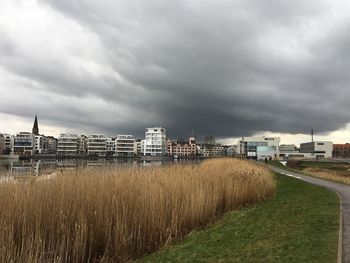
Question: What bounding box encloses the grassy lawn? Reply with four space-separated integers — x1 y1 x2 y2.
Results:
138 174 339 263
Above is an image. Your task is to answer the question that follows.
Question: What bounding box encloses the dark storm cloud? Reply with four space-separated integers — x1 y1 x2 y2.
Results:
1 0 350 139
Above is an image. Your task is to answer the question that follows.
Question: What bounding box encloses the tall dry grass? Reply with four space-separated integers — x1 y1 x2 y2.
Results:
0 158 275 263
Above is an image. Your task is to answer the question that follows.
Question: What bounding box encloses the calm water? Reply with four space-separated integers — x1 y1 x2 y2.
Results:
0 158 199 177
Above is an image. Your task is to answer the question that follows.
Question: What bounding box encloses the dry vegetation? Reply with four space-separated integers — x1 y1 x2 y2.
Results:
0 158 275 263
303 167 350 185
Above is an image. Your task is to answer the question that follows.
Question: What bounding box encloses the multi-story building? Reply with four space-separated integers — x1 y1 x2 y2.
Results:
116 135 135 157
87 134 107 156
13 132 34 155
333 143 350 158
2 134 13 153
167 136 197 157
144 127 167 156
106 137 116 156
34 135 47 154
300 141 333 158
0 135 5 154
77 135 88 156
134 139 142 156
237 136 280 159
198 144 225 157
57 133 79 156
46 136 58 154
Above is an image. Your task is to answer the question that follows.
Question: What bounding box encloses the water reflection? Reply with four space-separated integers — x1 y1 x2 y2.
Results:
0 158 199 177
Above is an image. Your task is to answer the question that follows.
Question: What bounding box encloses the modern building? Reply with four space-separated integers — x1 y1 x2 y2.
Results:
167 136 197 157
198 144 225 157
237 136 280 159
0 135 5 154
46 136 58 154
134 139 142 156
13 132 34 155
116 135 135 157
77 135 88 156
87 134 107 156
300 141 333 158
3 134 13 151
144 127 167 156
333 143 350 158
57 133 79 156
34 135 47 154
106 137 116 156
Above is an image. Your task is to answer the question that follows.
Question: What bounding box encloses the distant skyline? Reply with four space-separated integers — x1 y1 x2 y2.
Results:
1 0 350 144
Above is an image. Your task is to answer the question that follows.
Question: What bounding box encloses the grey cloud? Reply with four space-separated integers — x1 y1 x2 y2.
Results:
1 0 350 140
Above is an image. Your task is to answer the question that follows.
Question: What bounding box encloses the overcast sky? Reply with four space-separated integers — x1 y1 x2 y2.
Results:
1 0 350 144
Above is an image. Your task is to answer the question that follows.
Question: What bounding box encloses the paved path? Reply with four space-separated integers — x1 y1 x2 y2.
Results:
270 165 350 263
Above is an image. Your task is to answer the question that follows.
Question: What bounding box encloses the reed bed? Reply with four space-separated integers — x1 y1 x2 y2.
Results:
0 158 275 263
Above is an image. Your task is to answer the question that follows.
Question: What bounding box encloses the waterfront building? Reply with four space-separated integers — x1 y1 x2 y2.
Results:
0 135 5 154
46 136 58 154
134 139 142 156
106 137 116 156
198 144 225 157
116 135 135 157
13 132 34 155
87 134 107 156
237 136 280 159
0 134 14 154
77 135 88 156
144 127 167 156
333 143 350 158
57 133 79 156
300 141 333 158
167 136 197 157
34 135 47 154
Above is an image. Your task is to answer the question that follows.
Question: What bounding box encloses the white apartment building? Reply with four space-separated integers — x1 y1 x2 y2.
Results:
57 133 79 156
237 136 280 159
87 134 107 156
13 132 34 155
2 134 13 151
144 127 167 156
34 135 47 154
116 135 135 157
300 141 333 158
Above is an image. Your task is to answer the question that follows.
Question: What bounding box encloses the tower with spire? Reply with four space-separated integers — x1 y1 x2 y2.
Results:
32 115 39 135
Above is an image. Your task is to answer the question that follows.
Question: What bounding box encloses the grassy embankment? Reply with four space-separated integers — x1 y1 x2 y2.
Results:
271 160 350 185
140 173 339 263
0 158 275 263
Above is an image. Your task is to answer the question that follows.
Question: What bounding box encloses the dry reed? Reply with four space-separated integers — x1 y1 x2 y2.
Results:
0 158 275 263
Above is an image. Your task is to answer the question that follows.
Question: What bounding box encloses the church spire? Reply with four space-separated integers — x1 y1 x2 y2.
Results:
32 115 39 135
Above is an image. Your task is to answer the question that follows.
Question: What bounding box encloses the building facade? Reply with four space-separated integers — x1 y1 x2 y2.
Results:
106 137 116 156
237 136 280 159
13 132 34 155
333 143 350 158
167 136 197 157
87 134 107 156
144 127 167 156
57 133 79 156
0 135 5 154
116 135 135 157
300 141 333 158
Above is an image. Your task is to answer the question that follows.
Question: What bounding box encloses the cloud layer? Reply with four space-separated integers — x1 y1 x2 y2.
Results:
1 0 350 139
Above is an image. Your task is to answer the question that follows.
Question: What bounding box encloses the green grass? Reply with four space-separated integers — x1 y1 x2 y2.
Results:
138 174 339 263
